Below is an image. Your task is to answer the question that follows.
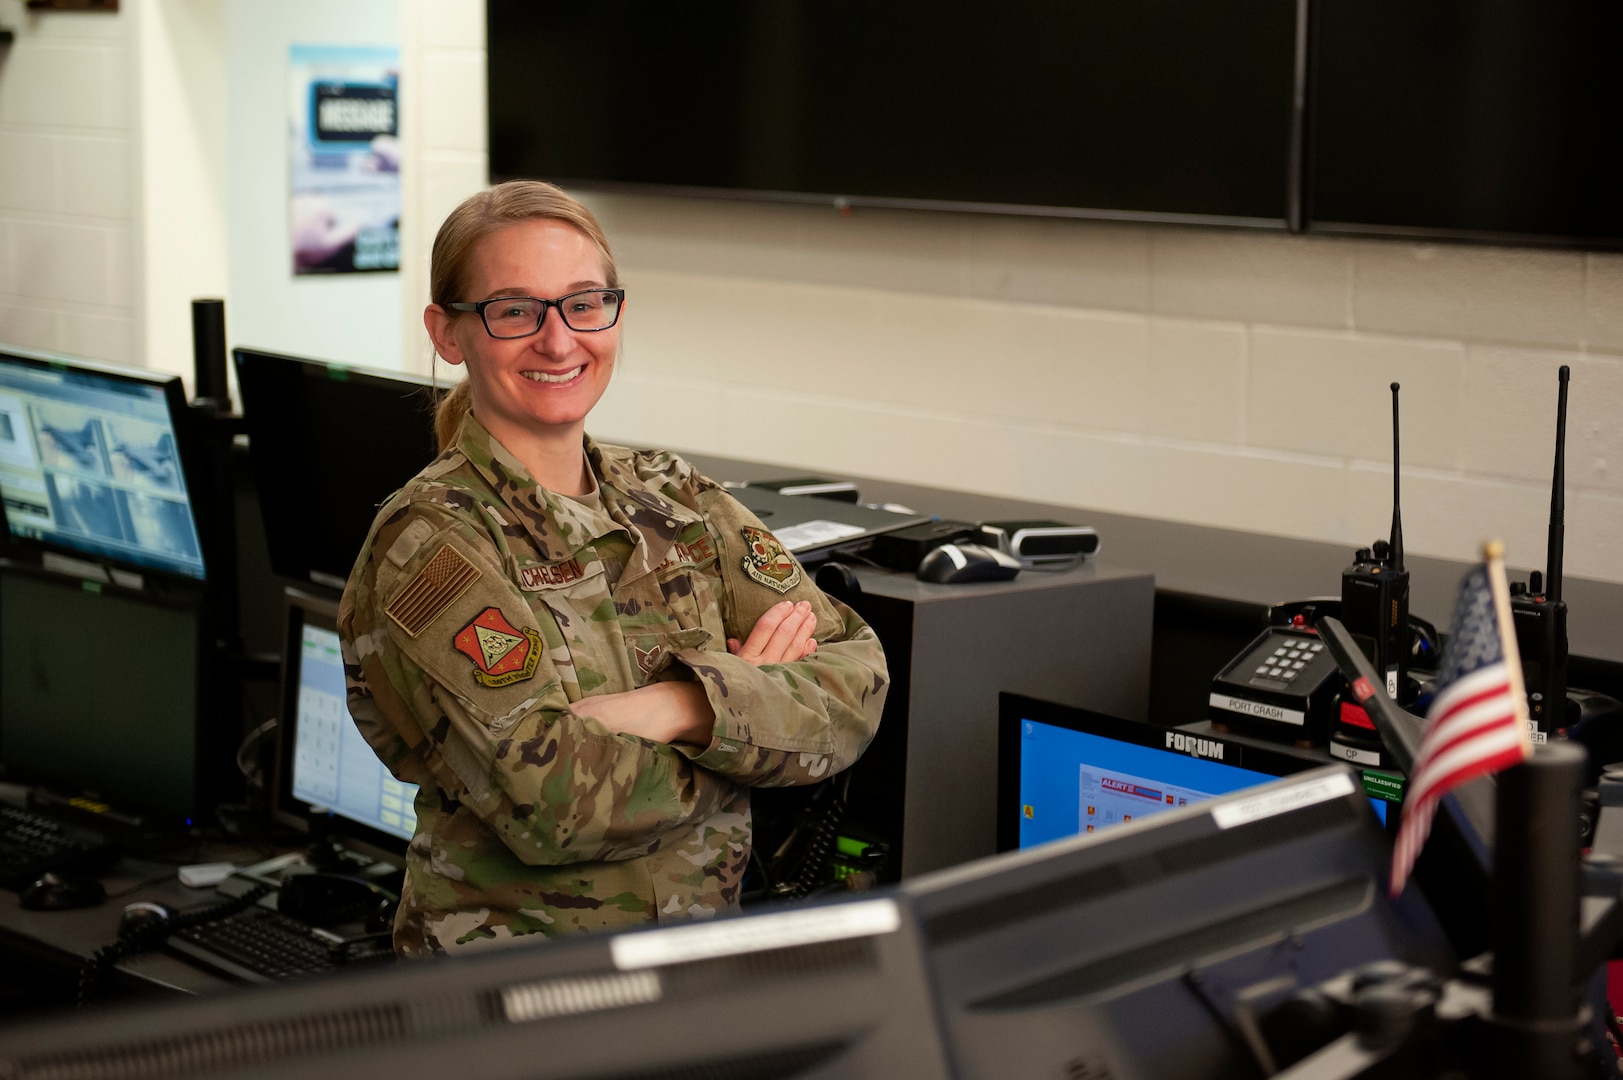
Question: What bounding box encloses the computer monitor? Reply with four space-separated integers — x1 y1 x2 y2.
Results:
0 892 952 1079
271 587 418 851
998 693 1334 853
234 348 441 590
0 345 205 581
911 763 1455 1079
0 562 217 822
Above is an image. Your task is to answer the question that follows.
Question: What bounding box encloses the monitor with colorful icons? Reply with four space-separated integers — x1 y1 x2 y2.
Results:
996 693 1393 853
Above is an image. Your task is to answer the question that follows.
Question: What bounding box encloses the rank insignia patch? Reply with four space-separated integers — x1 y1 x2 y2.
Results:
635 643 664 676
739 526 800 594
387 543 481 637
454 607 542 687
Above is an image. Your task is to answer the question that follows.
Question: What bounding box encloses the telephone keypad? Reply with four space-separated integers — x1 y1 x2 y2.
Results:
1242 630 1337 690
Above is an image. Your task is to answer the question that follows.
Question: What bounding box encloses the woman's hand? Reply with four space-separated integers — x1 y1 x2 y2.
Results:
572 601 817 746
727 600 818 666
571 682 715 746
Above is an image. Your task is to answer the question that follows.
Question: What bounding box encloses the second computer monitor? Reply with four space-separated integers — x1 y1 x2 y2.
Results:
235 347 441 590
272 587 418 850
0 563 213 821
998 693 1333 853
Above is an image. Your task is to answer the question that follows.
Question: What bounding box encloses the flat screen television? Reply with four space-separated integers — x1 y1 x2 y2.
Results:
234 348 441 591
487 0 1300 226
0 346 206 581
1309 0 1623 245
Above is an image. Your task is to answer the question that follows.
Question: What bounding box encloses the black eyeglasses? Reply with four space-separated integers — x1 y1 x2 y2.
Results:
449 288 626 338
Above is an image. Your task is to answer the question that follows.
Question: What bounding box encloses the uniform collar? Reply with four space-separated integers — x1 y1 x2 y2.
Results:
454 413 692 576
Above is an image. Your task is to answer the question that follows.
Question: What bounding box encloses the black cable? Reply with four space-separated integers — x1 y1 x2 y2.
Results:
103 870 180 901
76 882 274 1007
235 716 278 780
789 775 850 900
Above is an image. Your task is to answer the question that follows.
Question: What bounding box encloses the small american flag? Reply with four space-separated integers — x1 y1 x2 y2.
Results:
1390 544 1532 896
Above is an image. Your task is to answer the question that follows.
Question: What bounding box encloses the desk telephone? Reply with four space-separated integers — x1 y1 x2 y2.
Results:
1209 598 1439 751
1210 372 1620 778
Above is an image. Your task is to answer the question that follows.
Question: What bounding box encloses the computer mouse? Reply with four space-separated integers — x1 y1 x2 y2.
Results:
916 542 1021 584
20 871 107 911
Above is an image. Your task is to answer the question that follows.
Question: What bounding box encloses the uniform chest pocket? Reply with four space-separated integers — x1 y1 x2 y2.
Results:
651 560 727 642
626 625 714 684
515 558 615 698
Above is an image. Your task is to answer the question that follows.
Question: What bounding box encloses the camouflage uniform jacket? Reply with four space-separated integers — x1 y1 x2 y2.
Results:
338 413 888 956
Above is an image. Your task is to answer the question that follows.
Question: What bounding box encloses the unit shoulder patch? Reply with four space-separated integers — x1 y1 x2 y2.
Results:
453 607 542 687
387 543 481 637
739 526 801 594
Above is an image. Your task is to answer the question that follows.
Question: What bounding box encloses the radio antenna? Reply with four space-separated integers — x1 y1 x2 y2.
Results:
1547 366 1569 604
1389 382 1404 573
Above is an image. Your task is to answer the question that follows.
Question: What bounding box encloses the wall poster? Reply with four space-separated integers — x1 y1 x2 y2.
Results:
288 44 401 275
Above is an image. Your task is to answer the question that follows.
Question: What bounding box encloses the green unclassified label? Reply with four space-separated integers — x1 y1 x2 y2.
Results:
1361 769 1405 803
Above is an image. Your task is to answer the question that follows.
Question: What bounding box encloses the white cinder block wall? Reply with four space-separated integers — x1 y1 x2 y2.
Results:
0 0 140 365
406 0 1623 585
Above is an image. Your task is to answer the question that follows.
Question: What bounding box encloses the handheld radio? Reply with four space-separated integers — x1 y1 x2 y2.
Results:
1342 383 1411 702
1509 365 1570 741
1331 384 1411 760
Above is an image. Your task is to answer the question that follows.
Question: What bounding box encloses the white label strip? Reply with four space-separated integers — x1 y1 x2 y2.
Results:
1211 771 1357 831
775 519 866 552
1209 693 1307 727
1329 742 1382 767
611 898 901 971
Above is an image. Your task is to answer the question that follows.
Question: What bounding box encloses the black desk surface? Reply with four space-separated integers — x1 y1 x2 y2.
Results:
664 445 1623 667
0 848 253 1001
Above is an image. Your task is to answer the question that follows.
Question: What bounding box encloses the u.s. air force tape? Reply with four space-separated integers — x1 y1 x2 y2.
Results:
387 543 481 637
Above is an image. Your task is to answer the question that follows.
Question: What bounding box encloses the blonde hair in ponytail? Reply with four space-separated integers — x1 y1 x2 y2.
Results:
427 180 620 452
433 379 474 453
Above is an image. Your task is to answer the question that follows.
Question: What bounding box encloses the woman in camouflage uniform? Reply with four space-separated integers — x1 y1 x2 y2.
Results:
339 181 889 956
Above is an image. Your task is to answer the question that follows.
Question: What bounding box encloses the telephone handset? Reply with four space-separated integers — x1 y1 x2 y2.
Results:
1266 598 1439 672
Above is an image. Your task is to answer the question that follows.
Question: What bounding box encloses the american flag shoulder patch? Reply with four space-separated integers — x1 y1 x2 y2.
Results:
386 543 481 637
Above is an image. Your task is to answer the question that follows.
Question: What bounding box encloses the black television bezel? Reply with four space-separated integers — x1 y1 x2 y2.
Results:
270 585 413 857
485 0 1305 232
0 345 211 586
995 692 1327 854
233 346 442 590
1301 0 1623 250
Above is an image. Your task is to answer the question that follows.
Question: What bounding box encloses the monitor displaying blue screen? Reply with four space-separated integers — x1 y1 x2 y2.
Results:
1017 718 1282 850
0 351 204 579
290 622 418 843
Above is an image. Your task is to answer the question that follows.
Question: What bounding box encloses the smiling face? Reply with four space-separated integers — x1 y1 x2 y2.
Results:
426 219 621 459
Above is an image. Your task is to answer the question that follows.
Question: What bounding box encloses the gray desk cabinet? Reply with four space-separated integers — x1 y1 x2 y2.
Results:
838 560 1153 878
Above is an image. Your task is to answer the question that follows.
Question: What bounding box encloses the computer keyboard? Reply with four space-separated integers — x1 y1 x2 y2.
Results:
167 906 345 984
0 804 122 890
